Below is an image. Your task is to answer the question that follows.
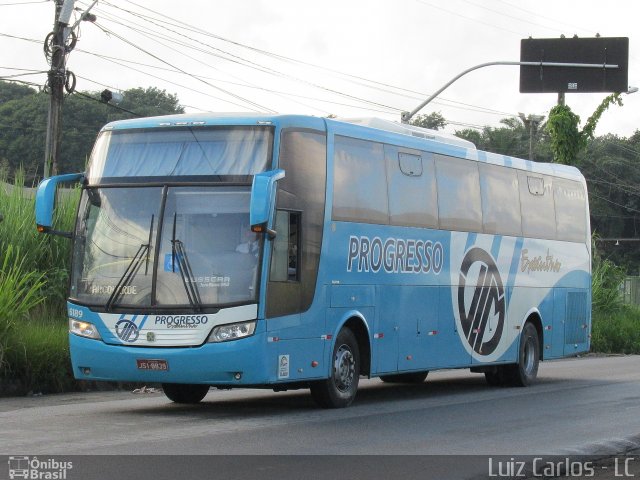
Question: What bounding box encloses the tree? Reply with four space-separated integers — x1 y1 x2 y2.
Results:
410 112 446 130
0 82 185 183
0 82 36 105
454 117 552 162
546 93 623 165
106 87 184 121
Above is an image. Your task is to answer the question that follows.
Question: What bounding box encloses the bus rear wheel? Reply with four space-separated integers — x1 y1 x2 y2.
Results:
310 327 360 408
504 322 540 387
380 372 429 384
162 383 210 404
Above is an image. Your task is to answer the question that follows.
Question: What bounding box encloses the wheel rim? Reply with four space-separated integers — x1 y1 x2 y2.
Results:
333 344 355 393
522 336 537 377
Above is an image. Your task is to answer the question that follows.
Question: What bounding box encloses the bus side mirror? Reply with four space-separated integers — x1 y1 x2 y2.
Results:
250 169 285 238
35 173 84 238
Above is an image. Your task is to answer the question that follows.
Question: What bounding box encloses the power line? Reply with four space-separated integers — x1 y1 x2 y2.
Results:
91 20 276 113
75 50 401 115
460 0 560 35
73 52 272 112
73 90 141 117
0 32 42 44
494 0 596 36
90 8 404 115
90 12 317 113
0 0 47 5
589 191 640 214
415 0 522 36
87 0 517 119
0 71 47 80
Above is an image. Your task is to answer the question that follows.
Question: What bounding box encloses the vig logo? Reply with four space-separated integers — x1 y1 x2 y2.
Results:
115 315 148 343
457 248 505 356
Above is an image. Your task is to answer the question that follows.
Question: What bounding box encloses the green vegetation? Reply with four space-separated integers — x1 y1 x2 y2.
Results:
592 307 640 354
590 240 640 354
0 172 78 394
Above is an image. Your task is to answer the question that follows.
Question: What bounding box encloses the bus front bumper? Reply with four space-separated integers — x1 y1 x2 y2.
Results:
69 332 270 385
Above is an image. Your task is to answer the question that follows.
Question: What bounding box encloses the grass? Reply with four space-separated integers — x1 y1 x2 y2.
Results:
591 306 640 354
0 171 79 394
2 315 76 394
0 245 46 370
0 169 78 314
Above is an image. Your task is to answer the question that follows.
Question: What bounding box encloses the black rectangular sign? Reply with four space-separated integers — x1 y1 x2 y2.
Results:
520 37 629 93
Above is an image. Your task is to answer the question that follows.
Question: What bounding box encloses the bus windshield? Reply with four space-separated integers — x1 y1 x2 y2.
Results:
70 186 262 310
87 126 273 183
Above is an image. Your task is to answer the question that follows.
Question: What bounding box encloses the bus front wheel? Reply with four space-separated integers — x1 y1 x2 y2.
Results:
310 327 360 408
162 383 210 404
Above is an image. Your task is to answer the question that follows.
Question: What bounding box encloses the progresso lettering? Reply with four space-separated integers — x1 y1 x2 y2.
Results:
347 236 444 274
155 315 209 329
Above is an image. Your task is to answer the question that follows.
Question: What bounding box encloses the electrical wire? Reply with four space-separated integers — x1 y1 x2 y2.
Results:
90 20 275 113
90 10 404 114
0 0 47 5
73 90 141 117
589 191 640 214
87 0 518 118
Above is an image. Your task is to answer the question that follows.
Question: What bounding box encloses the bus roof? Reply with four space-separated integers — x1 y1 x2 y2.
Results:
101 113 584 183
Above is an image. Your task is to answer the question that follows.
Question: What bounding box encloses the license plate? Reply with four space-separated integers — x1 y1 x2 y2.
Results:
136 359 169 371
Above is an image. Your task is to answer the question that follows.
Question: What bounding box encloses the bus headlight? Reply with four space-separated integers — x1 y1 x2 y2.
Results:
69 319 102 340
209 321 256 343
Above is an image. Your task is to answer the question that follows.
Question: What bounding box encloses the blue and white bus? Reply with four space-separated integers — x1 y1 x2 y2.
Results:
36 114 591 408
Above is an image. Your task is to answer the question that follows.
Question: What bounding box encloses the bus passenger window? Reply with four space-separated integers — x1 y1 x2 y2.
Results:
519 171 556 240
270 210 301 282
554 179 587 243
435 155 482 232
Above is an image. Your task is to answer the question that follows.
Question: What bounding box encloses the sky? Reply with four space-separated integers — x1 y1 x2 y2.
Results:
0 0 638 138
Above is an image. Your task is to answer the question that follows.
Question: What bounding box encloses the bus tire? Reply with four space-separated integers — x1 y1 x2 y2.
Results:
505 322 540 387
310 327 360 408
380 372 429 384
162 383 209 404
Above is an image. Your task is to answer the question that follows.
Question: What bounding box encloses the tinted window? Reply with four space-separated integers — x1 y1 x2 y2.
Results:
386 146 438 228
479 163 522 236
519 172 557 240
333 136 388 224
267 129 326 318
554 178 587 242
435 155 482 232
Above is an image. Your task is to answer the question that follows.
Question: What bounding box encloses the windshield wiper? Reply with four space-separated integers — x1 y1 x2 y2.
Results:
105 215 154 311
171 213 202 311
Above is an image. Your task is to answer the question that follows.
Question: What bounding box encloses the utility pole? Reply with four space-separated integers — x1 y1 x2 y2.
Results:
518 113 545 160
43 0 75 178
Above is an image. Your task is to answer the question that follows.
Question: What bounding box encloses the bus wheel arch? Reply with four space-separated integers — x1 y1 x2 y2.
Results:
342 316 371 377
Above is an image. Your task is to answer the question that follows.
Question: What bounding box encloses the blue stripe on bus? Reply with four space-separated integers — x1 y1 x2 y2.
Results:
491 236 502 259
506 237 525 304
465 233 477 251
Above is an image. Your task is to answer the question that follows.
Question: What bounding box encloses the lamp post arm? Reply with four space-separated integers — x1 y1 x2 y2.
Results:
400 60 619 124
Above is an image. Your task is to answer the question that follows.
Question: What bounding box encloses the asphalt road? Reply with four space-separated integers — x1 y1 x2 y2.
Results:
1 355 639 479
